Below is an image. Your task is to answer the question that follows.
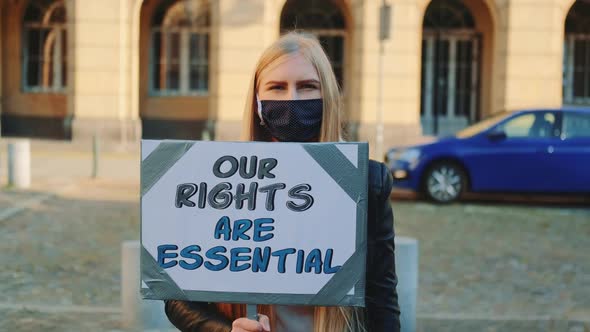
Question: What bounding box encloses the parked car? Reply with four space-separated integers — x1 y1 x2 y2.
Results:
385 108 590 203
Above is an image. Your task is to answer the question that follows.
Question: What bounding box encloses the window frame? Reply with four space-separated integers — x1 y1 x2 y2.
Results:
22 13 67 94
564 0 590 105
279 0 347 90
563 34 590 105
149 25 210 97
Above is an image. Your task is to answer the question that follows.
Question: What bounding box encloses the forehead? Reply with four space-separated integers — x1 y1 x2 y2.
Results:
259 53 319 82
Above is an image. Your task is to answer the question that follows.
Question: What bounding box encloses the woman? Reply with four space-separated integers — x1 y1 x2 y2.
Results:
165 32 400 332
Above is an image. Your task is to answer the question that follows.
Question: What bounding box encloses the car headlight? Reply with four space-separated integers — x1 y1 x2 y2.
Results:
385 149 399 165
398 148 421 165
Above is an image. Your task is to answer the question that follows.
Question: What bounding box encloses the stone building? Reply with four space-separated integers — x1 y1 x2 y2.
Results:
0 0 588 153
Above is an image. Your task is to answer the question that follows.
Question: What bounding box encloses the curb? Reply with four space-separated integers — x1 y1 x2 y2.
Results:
0 193 54 221
417 314 590 332
0 302 119 314
0 182 78 222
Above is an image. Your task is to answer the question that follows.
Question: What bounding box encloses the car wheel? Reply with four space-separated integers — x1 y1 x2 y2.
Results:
424 162 466 203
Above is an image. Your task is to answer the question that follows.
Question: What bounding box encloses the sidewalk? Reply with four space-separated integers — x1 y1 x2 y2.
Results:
0 138 140 191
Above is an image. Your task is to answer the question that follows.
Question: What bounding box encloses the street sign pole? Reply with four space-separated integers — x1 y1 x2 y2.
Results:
377 2 391 161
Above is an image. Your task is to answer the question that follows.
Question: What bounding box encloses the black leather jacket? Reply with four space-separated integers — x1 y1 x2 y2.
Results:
165 160 401 332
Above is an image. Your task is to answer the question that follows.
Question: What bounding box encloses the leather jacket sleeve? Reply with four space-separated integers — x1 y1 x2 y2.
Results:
164 300 231 332
365 161 401 332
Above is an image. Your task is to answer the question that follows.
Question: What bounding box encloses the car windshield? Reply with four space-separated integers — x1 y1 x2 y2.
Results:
455 112 512 138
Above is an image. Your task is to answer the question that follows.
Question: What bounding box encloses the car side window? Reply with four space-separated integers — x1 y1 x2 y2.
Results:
562 112 590 139
499 113 556 138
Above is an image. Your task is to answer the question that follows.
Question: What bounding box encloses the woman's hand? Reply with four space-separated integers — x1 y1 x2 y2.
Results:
231 314 271 332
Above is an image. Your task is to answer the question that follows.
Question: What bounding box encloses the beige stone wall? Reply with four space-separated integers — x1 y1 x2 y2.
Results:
130 0 141 123
356 0 423 153
70 0 141 142
0 1 3 116
496 0 564 111
72 0 126 120
1 0 586 143
490 0 577 113
345 0 363 130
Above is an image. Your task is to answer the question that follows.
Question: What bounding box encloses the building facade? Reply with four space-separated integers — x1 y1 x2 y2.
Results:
0 0 587 153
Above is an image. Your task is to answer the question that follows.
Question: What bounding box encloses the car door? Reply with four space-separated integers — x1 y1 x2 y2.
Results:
465 111 560 192
550 111 590 192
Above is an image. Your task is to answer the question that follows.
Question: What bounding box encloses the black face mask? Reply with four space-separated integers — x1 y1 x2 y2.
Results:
258 99 323 142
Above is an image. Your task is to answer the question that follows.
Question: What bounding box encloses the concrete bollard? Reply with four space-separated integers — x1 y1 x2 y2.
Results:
121 240 174 330
7 140 31 189
121 241 141 328
395 236 419 332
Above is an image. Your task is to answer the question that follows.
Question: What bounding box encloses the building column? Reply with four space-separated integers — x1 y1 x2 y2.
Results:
563 35 574 104
470 37 479 122
70 0 140 145
213 0 278 141
447 37 457 119
495 0 564 112
423 37 434 120
356 1 424 156
0 1 3 118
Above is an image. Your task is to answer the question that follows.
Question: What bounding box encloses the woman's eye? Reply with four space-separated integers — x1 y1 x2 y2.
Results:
300 84 318 90
269 85 284 90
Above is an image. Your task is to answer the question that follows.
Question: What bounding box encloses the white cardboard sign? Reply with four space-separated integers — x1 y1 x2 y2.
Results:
140 140 368 306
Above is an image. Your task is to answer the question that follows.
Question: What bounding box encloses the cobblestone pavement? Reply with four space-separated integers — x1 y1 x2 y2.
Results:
0 179 139 307
0 140 588 331
393 199 590 321
0 307 121 332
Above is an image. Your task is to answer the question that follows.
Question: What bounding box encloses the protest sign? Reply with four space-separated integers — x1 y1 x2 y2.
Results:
140 140 368 306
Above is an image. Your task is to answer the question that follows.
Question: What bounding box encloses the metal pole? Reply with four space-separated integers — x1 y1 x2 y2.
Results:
433 33 440 136
376 42 385 161
92 135 99 178
376 1 391 161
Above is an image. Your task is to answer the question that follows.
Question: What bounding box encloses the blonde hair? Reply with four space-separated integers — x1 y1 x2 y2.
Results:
233 31 365 332
241 31 343 142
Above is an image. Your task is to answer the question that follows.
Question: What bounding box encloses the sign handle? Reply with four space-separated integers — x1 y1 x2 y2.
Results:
247 303 258 321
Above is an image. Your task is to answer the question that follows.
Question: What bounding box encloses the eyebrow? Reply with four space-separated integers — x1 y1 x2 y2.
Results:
264 79 320 86
297 79 320 85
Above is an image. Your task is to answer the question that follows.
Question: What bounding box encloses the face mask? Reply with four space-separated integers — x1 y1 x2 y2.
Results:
257 98 323 142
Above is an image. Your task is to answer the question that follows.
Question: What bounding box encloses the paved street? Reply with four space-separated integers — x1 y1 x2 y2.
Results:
394 200 590 319
0 139 589 331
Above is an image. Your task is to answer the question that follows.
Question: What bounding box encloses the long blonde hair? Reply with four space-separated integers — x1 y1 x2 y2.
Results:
241 32 343 142
231 32 365 332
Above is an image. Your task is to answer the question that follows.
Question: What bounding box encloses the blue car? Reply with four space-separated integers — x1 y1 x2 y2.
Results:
385 108 590 203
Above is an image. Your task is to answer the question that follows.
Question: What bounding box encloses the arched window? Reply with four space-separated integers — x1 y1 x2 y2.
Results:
564 0 590 105
280 0 346 88
23 0 67 93
151 0 210 96
423 0 475 30
421 0 480 136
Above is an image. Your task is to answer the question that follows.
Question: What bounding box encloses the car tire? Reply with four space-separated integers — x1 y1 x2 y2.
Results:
423 162 466 203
